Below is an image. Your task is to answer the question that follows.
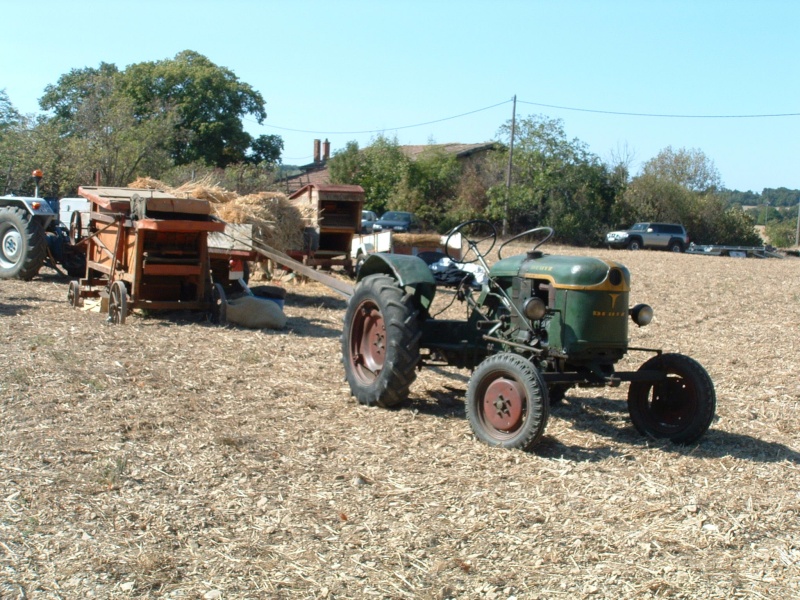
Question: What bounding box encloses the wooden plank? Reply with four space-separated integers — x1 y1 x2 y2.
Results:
252 244 354 298
133 219 226 233
142 264 203 276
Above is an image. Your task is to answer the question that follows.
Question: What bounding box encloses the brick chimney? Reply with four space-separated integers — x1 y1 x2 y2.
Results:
313 139 321 163
323 139 331 161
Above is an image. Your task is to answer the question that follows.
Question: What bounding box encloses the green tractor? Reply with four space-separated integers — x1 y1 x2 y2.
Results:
341 220 716 450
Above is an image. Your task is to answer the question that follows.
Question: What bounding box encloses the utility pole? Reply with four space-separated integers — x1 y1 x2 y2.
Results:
795 198 799 247
503 95 516 237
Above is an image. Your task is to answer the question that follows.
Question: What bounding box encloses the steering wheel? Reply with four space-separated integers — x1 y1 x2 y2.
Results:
497 227 554 260
444 220 497 264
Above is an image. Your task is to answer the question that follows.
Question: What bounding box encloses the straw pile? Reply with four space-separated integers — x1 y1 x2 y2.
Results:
392 233 443 248
128 177 308 254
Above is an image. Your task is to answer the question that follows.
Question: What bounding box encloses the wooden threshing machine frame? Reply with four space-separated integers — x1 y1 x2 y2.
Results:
67 186 228 324
287 184 364 274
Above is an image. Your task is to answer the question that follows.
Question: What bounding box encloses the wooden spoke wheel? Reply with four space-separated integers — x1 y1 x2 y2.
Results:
67 280 82 308
108 280 128 325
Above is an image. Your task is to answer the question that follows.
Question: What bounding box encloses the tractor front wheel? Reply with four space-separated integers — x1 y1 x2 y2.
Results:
466 353 549 451
342 274 421 408
0 207 47 280
628 353 716 444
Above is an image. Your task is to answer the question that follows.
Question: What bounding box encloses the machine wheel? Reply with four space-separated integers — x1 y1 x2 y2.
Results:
108 280 128 325
628 353 716 444
342 274 421 408
69 211 83 245
67 280 82 308
211 282 227 325
668 239 684 253
466 353 549 451
0 207 47 280
627 238 642 251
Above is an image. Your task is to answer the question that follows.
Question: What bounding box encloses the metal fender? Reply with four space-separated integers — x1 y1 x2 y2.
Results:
356 253 437 311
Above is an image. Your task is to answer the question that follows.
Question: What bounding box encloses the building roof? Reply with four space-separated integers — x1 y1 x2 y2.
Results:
399 142 498 159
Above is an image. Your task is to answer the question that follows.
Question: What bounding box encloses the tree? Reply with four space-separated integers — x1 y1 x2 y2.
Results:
487 114 620 242
119 50 268 167
619 146 760 246
0 89 20 130
40 52 277 170
640 146 721 193
40 63 120 127
39 64 175 190
248 134 283 165
388 146 461 226
328 135 409 215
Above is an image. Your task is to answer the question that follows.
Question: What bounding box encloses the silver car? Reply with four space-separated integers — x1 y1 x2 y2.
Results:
606 222 689 252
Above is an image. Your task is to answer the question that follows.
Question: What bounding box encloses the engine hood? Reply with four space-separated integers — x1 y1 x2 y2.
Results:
489 253 630 291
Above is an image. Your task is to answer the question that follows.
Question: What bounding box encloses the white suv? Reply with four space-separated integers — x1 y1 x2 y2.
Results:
606 222 689 252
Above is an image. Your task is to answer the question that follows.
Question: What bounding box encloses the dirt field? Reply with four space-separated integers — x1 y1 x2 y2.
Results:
1 247 798 599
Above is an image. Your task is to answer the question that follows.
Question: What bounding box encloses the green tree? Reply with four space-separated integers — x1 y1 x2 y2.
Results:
488 114 620 242
119 50 270 167
641 146 721 193
40 63 120 126
249 134 283 165
40 64 176 190
389 146 461 227
0 89 20 130
328 135 409 214
619 146 760 246
40 52 279 171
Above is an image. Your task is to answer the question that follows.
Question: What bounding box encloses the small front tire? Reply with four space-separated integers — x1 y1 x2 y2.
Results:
466 353 549 451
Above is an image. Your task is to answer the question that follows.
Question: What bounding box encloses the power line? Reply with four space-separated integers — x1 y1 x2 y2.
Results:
517 99 800 119
252 98 513 135
249 96 800 144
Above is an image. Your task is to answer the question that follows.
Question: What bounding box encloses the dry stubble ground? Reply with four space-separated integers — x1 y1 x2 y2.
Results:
1 245 799 600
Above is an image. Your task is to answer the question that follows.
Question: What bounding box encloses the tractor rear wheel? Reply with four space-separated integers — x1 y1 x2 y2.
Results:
466 353 549 451
628 353 716 444
342 274 421 408
0 207 47 280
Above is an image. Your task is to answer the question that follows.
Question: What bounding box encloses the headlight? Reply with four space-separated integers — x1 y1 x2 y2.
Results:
523 297 547 321
630 303 653 327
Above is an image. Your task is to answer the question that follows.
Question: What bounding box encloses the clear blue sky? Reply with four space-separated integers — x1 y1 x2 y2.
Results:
2 0 799 192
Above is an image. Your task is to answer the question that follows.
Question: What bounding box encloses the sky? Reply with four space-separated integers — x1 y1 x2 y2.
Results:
2 0 799 193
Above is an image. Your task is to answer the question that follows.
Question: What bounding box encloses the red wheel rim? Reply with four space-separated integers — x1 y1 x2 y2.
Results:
349 300 386 383
482 376 525 432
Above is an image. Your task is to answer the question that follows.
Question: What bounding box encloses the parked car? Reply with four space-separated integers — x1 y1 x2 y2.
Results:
372 211 421 233
605 222 689 252
361 210 378 233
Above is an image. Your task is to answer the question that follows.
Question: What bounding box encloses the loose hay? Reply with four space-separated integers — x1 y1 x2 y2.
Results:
1 248 799 599
127 177 308 254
